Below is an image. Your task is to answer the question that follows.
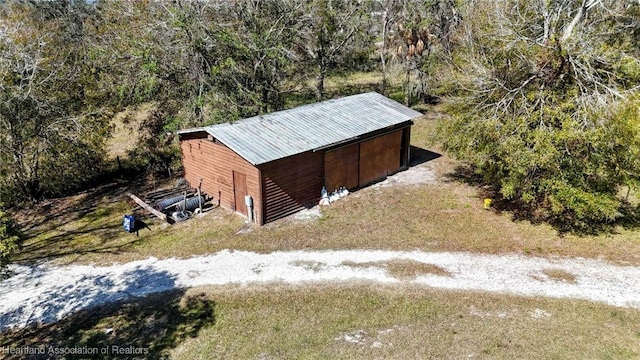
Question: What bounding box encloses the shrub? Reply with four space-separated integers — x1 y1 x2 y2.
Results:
0 204 21 272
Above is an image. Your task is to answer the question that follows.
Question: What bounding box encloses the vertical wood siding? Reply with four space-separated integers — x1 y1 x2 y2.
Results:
324 143 360 191
180 137 261 222
260 151 324 224
400 127 411 168
358 130 403 187
180 125 410 225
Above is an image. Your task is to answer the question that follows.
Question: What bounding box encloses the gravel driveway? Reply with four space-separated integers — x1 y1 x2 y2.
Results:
1 249 639 332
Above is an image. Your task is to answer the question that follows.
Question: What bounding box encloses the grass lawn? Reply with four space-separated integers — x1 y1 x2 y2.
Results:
11 112 640 266
5 74 640 359
2 285 639 359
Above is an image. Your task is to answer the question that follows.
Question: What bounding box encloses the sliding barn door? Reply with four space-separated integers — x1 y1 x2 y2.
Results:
324 143 359 191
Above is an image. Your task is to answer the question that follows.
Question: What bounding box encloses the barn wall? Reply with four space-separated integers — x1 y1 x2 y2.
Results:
324 143 359 192
180 124 411 225
358 129 404 187
324 127 410 191
259 151 324 224
180 137 261 222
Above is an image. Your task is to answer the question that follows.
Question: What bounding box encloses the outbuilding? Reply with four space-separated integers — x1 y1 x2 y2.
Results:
177 92 422 225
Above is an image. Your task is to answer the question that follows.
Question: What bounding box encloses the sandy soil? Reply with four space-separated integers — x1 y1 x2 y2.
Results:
1 249 639 332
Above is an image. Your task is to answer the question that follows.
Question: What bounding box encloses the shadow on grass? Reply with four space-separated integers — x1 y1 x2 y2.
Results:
12 218 145 265
15 182 130 234
15 171 174 235
0 268 215 359
409 146 441 166
12 179 166 265
283 71 405 106
446 164 640 235
324 81 382 99
13 238 144 265
284 81 388 108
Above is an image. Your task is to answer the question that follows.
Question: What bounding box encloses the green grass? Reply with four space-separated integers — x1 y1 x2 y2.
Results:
6 73 640 359
11 115 640 266
3 285 639 359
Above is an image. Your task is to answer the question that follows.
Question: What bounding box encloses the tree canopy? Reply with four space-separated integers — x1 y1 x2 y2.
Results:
0 0 638 234
0 0 377 205
0 1 111 204
440 0 640 232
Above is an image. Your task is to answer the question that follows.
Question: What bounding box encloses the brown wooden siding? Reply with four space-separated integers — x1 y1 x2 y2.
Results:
233 171 248 215
260 151 324 224
180 125 410 225
180 138 261 222
324 143 359 191
400 127 411 168
358 130 403 187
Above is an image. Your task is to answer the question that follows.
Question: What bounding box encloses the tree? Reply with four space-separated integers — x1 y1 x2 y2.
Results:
205 0 306 116
83 0 308 177
377 0 398 94
296 0 374 100
376 0 460 103
0 1 111 205
440 0 640 232
93 0 305 121
0 203 20 273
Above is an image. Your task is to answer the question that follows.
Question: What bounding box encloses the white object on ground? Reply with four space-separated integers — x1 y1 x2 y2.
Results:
320 186 330 206
1 250 639 331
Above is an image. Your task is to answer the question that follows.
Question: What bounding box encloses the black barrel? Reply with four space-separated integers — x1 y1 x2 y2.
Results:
155 195 185 211
175 196 205 211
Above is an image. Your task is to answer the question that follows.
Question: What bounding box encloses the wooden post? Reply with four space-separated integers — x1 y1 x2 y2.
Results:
182 189 187 211
197 178 203 213
127 193 167 222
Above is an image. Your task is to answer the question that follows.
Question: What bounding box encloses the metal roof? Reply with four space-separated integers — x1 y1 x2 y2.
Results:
179 92 422 165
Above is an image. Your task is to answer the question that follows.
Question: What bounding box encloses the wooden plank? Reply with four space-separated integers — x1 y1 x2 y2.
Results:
127 192 167 222
325 143 359 191
261 150 323 223
257 167 265 225
358 130 402 187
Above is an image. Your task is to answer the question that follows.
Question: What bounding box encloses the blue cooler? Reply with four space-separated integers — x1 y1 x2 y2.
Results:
123 214 135 233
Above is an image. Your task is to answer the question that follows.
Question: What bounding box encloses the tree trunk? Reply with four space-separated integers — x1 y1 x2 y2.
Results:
380 54 387 94
262 88 269 113
315 65 326 101
404 67 411 106
380 6 389 94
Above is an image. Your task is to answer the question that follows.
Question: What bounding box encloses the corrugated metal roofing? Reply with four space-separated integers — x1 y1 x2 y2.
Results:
179 92 422 165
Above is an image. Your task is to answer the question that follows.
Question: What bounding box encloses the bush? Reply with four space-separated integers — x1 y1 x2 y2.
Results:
438 0 640 233
0 204 21 272
440 99 640 234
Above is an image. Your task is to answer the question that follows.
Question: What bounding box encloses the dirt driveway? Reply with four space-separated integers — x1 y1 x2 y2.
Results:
1 249 639 332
